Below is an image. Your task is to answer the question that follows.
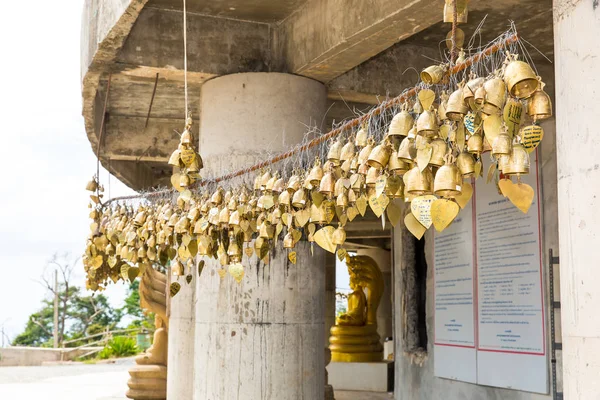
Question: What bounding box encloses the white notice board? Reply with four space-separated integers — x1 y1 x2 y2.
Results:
433 197 476 383
433 150 547 394
475 153 547 393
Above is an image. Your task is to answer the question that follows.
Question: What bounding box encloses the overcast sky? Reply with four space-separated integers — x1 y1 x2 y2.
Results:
0 1 135 342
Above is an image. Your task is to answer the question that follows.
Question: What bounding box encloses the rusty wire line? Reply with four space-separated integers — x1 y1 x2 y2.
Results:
102 32 518 206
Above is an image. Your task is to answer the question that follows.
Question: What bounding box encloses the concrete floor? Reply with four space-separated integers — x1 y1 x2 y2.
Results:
0 360 393 400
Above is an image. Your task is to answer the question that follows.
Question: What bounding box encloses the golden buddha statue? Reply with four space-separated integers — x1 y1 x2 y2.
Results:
329 255 384 362
126 267 168 400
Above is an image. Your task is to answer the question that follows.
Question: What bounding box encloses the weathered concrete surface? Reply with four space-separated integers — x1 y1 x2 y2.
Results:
554 0 600 398
198 72 327 178
193 242 325 400
147 0 307 23
274 0 444 82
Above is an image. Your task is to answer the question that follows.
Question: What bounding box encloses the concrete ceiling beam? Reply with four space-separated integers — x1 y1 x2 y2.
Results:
274 0 443 82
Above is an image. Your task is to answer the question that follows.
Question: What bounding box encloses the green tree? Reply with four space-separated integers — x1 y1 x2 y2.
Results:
121 281 154 330
12 253 122 347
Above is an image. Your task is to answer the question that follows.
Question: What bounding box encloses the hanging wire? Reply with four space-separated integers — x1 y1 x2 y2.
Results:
183 0 189 116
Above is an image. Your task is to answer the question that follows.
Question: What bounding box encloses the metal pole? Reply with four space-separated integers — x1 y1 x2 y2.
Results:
53 269 59 348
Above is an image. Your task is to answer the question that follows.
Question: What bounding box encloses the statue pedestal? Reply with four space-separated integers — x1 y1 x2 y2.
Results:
329 325 383 363
327 361 394 392
126 365 167 400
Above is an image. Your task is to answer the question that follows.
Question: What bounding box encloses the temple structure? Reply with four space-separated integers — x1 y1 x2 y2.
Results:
80 0 600 399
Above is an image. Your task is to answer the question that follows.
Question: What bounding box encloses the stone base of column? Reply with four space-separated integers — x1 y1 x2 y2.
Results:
325 384 335 400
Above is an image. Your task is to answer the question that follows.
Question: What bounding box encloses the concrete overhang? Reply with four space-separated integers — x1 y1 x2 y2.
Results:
81 0 553 190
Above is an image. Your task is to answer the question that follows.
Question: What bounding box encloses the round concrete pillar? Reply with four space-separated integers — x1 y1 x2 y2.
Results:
554 2 600 397
199 72 327 177
191 73 327 400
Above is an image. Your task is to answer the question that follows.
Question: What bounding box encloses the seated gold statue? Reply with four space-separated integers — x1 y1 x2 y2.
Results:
330 255 384 363
336 271 367 326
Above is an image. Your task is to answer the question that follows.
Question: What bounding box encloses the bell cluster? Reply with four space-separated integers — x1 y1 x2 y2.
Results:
83 53 551 292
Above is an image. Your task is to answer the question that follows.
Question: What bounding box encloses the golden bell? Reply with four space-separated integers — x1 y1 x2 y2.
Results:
421 65 445 85
474 86 486 106
483 76 507 110
357 140 374 165
367 140 391 169
292 188 307 209
319 172 336 196
498 154 510 173
279 190 291 206
181 129 192 145
229 210 241 226
429 139 447 167
350 172 364 190
388 108 414 137
327 139 343 165
398 137 414 163
467 134 483 154
336 191 349 208
348 189 358 204
219 207 230 225
310 203 327 224
355 125 368 147
259 221 274 239
438 92 449 121
457 152 475 177
283 232 295 249
503 143 530 176
179 174 190 188
265 173 278 192
386 176 405 198
444 0 468 23
403 166 433 195
253 175 261 191
416 110 439 138
168 148 182 167
434 162 462 198
210 188 223 205
357 162 369 176
464 76 484 109
340 139 356 163
504 56 539 99
260 170 272 190
388 150 410 175
446 87 468 121
365 167 380 188
287 174 302 193
528 80 552 121
308 159 324 186
227 240 242 258
272 177 285 194
491 129 512 157
334 177 345 197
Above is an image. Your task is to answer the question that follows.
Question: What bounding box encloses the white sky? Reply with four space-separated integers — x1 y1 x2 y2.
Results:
0 1 135 342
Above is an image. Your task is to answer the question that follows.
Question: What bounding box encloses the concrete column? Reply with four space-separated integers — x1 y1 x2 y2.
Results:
166 266 195 399
554 2 600 397
357 249 393 346
324 253 336 399
192 72 327 400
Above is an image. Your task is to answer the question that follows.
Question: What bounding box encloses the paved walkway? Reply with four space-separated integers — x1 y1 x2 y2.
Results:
0 360 392 400
0 360 132 400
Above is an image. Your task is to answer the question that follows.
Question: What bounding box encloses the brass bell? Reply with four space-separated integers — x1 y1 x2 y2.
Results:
348 189 358 204
446 86 468 121
253 175 261 191
355 125 368 147
434 157 462 198
403 166 433 195
429 139 447 167
259 221 274 239
491 128 512 157
357 139 375 165
386 176 405 198
365 167 380 188
337 191 349 208
168 148 182 167
340 139 356 163
272 177 285 194
444 0 468 23
357 162 369 176
292 188 307 209
219 207 230 225
388 106 414 138
287 174 302 193
504 55 539 98
527 80 552 121
474 86 486 107
467 134 483 155
498 154 510 173
483 76 507 111
367 140 392 169
229 210 241 226
260 170 272 190
398 137 414 163
464 76 484 110
388 150 410 175
310 203 327 224
179 174 190 188
456 152 476 177
279 190 291 207
350 172 364 190
181 129 192 145
319 171 336 197
438 92 449 121
265 173 278 192
334 177 345 197
327 139 343 165
283 232 295 249
210 188 223 205
416 110 439 138
308 159 324 186
503 143 531 176
421 65 445 85
227 239 242 258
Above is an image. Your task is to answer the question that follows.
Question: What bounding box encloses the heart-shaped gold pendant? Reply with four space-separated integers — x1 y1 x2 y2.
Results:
454 181 473 208
410 195 436 229
404 213 427 239
498 179 535 213
314 226 336 254
228 263 245 283
431 199 460 232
